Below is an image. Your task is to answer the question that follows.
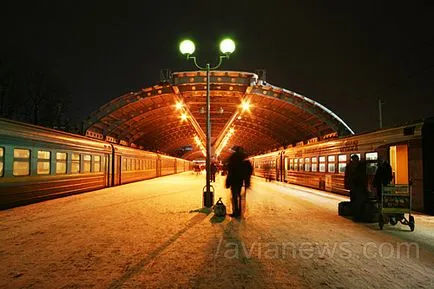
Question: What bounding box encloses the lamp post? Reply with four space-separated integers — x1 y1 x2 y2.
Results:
179 38 236 208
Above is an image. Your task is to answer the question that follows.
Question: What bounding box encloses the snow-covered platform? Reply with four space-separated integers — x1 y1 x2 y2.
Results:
1 172 433 289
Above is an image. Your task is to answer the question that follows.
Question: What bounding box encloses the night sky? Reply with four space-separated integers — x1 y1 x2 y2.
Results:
2 1 433 134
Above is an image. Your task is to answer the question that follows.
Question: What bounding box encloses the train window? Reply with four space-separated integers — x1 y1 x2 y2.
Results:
122 158 127 171
350 153 361 160
13 148 30 176
365 152 378 161
338 154 347 173
37 150 51 175
294 159 298 171
328 155 336 173
128 158 132 171
311 157 317 172
56 152 67 174
82 155 91 173
304 157 310 171
0 147 4 177
298 158 304 171
93 155 101 172
365 152 378 175
71 153 80 173
289 159 294 170
319 156 326 172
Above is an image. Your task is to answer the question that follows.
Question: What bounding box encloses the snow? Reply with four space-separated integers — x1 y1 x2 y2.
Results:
0 172 433 288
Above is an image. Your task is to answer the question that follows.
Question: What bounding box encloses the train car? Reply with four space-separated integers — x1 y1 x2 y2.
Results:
112 144 159 185
0 118 112 209
251 151 280 181
158 154 177 176
251 118 434 214
0 118 194 209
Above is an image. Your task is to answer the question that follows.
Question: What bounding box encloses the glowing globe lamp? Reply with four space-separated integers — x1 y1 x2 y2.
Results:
219 38 236 54
179 39 195 55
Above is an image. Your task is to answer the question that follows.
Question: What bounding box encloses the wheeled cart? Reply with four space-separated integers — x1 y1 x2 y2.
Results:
379 184 415 231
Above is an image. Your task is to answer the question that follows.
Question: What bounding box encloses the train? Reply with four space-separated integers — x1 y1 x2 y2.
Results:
0 118 192 209
250 118 434 214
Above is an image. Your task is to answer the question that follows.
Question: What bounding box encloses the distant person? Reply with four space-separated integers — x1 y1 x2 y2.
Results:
344 154 367 221
225 146 253 217
373 158 393 201
210 162 217 182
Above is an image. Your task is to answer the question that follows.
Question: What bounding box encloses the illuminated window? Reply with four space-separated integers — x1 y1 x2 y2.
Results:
56 152 67 174
365 152 378 161
311 157 318 172
82 155 91 173
13 148 30 176
328 155 336 173
289 159 294 171
0 147 4 177
319 156 326 172
304 157 310 172
299 158 304 171
365 152 378 174
351 153 361 160
71 153 80 173
122 158 127 171
93 155 101 172
294 158 298 171
338 154 347 173
37 150 51 175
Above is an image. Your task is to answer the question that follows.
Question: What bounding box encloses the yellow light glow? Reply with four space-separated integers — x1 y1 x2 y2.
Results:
175 102 183 110
241 101 250 111
181 113 188 121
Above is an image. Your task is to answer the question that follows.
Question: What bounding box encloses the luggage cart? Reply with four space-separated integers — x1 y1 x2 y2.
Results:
379 184 415 231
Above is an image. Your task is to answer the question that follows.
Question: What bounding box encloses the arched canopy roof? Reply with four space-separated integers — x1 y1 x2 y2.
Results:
85 71 353 160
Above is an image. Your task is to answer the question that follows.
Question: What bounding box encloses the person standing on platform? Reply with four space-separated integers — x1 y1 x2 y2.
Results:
373 158 393 201
344 154 368 221
225 146 253 217
210 162 217 182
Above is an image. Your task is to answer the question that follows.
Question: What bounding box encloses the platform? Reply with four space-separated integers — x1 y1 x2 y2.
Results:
0 173 433 289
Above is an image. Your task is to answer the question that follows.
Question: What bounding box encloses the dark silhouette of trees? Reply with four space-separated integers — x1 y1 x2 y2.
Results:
0 57 74 131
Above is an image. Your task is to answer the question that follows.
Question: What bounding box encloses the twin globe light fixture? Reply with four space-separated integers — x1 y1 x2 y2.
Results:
179 38 236 58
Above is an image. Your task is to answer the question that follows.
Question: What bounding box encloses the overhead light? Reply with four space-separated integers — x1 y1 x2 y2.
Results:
175 101 184 110
241 100 250 112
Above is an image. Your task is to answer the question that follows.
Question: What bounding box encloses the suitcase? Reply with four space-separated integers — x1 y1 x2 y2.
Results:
338 201 352 216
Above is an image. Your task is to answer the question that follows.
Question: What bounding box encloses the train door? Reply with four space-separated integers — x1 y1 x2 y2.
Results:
283 156 288 182
389 144 409 185
105 153 111 187
156 155 161 177
114 155 122 185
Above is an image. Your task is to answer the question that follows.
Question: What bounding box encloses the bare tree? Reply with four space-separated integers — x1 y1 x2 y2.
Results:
25 71 48 125
0 59 14 117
